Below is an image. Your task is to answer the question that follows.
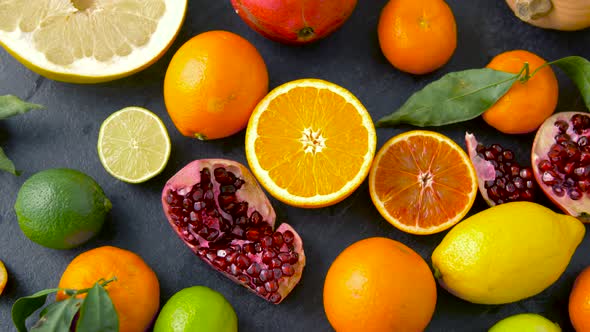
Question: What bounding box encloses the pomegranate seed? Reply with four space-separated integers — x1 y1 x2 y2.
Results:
579 136 589 147
569 188 583 200
271 258 283 268
220 185 236 194
260 269 273 282
476 144 485 153
233 203 249 217
552 185 566 197
264 280 279 293
256 286 268 296
230 264 241 276
193 201 204 211
217 249 228 258
252 278 263 286
213 257 227 269
206 250 216 261
250 211 263 225
204 189 214 201
505 183 516 193
246 229 260 241
491 144 503 154
495 177 506 189
237 275 250 283
234 178 245 189
269 293 282 303
521 190 534 200
236 255 250 268
283 231 295 244
555 120 569 133
502 150 514 161
200 168 211 183
510 166 520 178
231 225 245 238
282 264 294 276
262 251 276 265
513 177 524 190
272 232 284 247
254 243 263 253
542 171 558 185
226 252 238 264
555 133 571 145
278 253 291 262
260 236 273 248
218 194 235 207
235 216 247 225
484 151 495 160
247 263 261 277
289 252 299 264
580 152 590 165
538 160 553 171
273 268 283 280
242 243 255 254
574 166 590 178
519 168 533 179
192 188 203 201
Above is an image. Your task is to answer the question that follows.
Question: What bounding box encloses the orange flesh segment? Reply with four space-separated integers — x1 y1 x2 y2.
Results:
253 86 370 198
373 135 474 228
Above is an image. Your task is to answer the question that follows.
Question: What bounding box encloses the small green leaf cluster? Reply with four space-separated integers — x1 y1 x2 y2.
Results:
11 278 119 332
0 95 43 175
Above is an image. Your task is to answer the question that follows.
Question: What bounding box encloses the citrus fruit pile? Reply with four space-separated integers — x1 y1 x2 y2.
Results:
2 0 590 331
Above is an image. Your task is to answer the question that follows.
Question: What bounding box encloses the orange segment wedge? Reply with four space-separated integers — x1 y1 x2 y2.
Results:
369 131 477 235
245 79 377 208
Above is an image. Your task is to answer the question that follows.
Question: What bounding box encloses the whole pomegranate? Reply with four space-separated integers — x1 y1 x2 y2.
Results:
230 0 357 44
466 133 536 206
532 112 590 222
162 159 305 303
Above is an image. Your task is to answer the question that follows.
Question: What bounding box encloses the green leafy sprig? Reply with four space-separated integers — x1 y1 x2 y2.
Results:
376 56 590 128
0 95 43 175
12 277 119 332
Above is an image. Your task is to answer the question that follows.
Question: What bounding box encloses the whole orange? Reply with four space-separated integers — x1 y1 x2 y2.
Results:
483 50 558 134
323 237 437 332
570 266 590 332
163 30 269 140
56 246 160 332
378 0 457 75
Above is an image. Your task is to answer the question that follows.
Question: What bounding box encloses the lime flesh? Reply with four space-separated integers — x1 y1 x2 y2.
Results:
97 106 171 183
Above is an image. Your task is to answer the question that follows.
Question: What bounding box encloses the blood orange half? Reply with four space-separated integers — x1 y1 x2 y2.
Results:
369 131 477 235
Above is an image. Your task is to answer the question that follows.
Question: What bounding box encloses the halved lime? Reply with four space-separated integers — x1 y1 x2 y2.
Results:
98 106 171 183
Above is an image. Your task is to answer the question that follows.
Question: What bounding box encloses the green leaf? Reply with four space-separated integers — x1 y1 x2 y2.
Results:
0 146 17 175
31 298 82 332
376 68 519 127
0 95 43 120
76 283 118 332
12 288 61 332
551 56 590 111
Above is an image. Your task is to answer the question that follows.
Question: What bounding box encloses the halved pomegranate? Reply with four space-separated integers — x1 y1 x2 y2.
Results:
162 159 305 303
532 112 590 222
466 132 536 206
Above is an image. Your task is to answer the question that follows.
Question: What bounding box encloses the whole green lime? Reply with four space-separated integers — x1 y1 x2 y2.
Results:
154 286 238 332
489 313 561 332
14 168 111 249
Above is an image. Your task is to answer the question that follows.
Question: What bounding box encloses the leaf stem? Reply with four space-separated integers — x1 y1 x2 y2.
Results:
65 277 118 297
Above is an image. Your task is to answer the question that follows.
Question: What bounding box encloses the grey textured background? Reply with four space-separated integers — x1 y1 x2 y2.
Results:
1 1 590 331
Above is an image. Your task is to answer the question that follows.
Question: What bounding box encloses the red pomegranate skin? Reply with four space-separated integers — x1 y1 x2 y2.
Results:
230 0 358 44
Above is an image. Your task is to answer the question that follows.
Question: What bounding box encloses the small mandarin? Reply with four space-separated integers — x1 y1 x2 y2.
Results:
164 30 268 140
57 246 160 332
378 0 457 74
483 50 558 134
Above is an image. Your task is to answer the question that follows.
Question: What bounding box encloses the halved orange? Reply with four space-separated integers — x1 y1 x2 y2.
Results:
369 131 477 235
245 79 377 208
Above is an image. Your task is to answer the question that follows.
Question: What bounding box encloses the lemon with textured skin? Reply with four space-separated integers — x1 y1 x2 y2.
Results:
432 201 585 305
489 313 561 332
0 0 187 83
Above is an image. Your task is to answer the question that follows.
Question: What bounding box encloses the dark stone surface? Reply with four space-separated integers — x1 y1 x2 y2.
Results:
1 1 589 331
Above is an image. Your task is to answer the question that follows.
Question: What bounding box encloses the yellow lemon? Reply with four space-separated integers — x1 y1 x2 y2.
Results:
432 201 585 305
